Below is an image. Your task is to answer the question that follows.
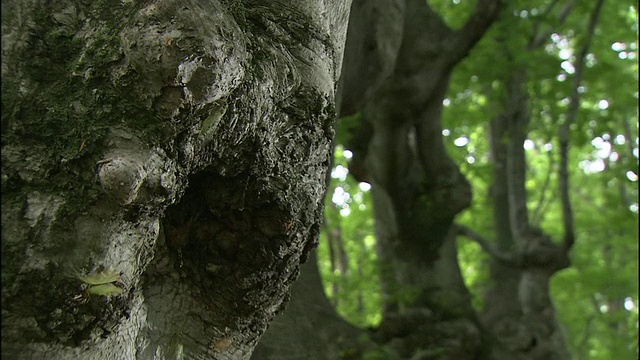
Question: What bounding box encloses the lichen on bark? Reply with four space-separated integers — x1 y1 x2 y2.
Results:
2 0 349 358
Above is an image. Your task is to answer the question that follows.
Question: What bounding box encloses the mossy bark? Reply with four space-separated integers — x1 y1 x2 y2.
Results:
1 1 351 359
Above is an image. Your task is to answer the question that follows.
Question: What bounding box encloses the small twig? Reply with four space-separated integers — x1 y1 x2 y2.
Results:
530 0 576 49
455 224 519 266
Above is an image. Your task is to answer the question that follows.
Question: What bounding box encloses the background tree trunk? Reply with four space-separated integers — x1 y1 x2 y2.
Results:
337 0 499 358
251 250 365 360
255 0 633 359
1 1 351 359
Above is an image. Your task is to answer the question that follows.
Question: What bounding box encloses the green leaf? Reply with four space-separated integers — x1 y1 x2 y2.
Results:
199 101 227 139
87 283 124 297
77 268 121 285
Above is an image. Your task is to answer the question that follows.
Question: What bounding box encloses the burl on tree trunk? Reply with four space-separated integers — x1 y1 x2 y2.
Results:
1 1 351 359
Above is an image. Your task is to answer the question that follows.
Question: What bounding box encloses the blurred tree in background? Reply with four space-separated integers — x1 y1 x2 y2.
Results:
317 0 638 359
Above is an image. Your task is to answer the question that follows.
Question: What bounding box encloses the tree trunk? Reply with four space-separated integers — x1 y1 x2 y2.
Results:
472 2 605 356
337 0 500 358
251 250 365 360
1 1 351 359
483 100 572 359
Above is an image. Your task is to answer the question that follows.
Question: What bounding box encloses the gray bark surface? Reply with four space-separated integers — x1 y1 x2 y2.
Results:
251 251 365 360
1 1 350 359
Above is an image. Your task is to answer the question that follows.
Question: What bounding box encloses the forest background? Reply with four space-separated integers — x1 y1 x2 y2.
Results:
315 1 638 359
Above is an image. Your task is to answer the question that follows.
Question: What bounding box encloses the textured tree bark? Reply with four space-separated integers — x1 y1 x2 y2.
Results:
251 250 365 360
1 1 351 359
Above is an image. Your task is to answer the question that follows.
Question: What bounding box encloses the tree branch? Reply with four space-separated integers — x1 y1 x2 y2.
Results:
530 0 576 49
505 71 532 240
559 0 605 251
531 150 556 226
455 224 520 266
454 0 503 59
